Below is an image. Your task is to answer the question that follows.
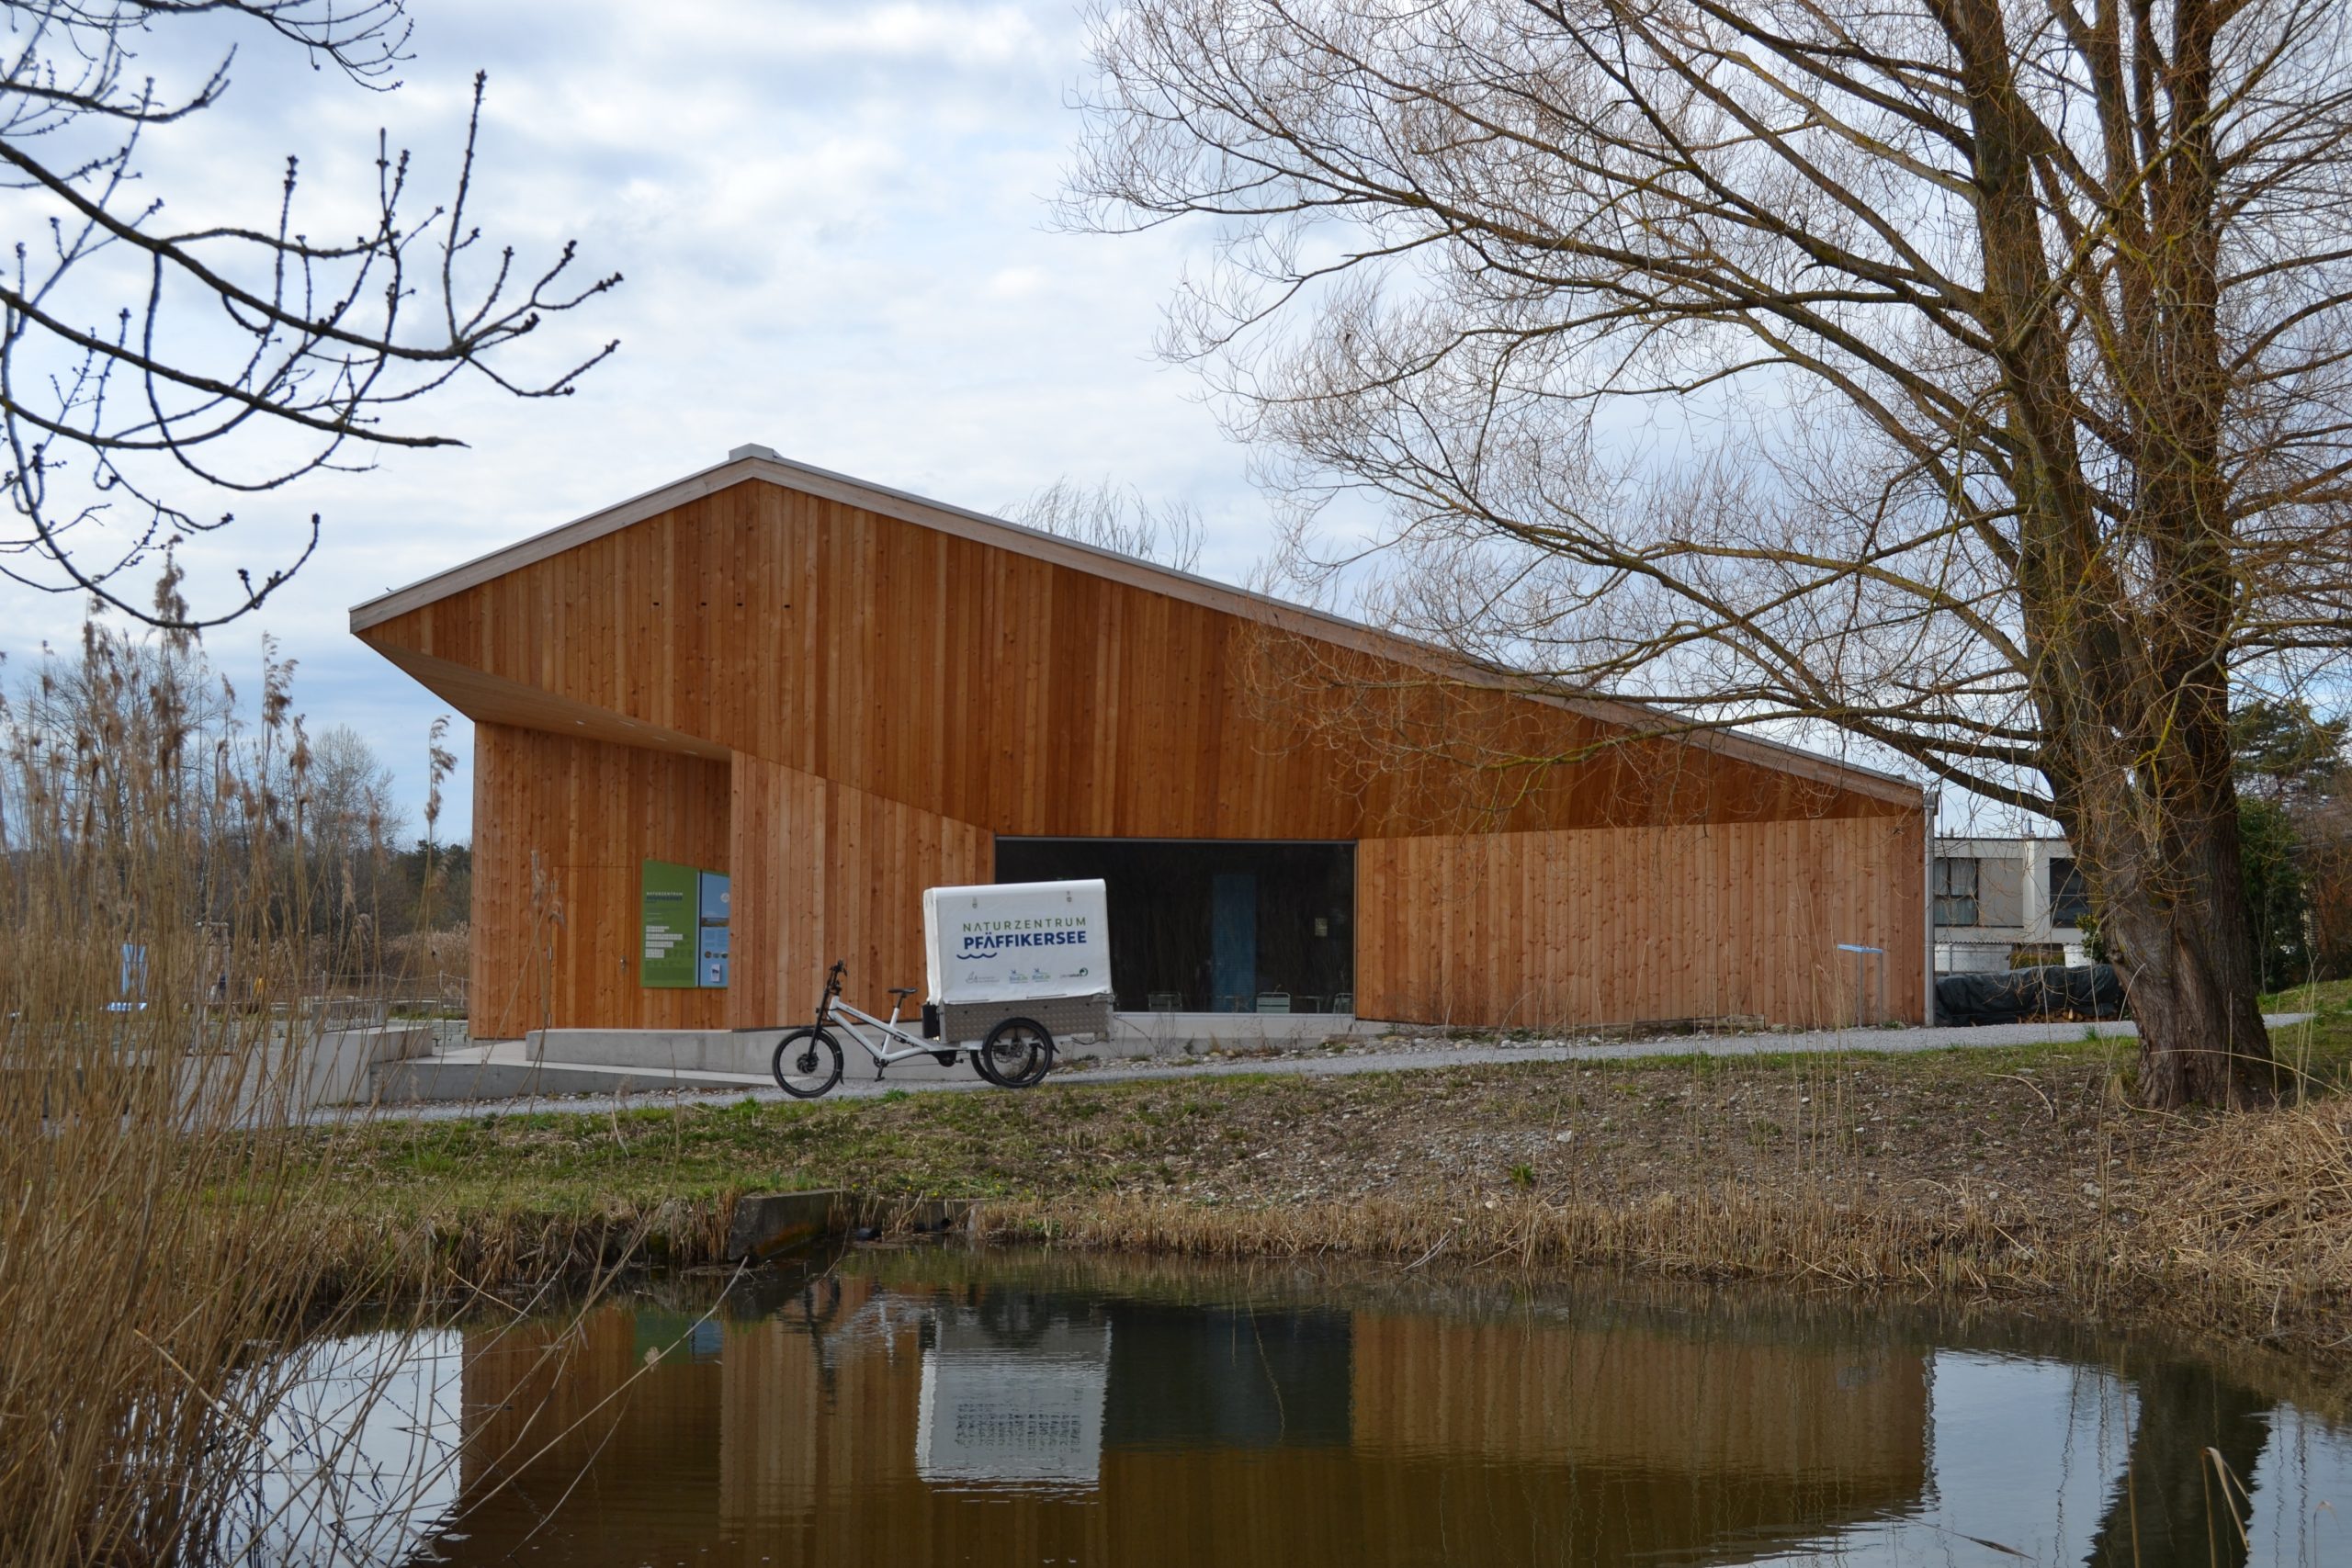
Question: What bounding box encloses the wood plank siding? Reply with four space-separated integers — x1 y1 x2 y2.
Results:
362 461 1927 1037
1357 815 1927 1028
470 723 731 1037
728 753 991 1031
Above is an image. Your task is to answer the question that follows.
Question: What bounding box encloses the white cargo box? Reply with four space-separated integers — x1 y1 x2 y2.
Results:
923 879 1111 1007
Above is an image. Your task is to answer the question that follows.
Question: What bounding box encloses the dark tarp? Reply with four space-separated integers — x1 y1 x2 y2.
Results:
1935 964 2127 1026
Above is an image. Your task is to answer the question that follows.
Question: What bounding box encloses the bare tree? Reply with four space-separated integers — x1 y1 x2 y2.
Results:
282 721 402 964
0 1 618 628
1010 474 1208 571
1067 0 2352 1106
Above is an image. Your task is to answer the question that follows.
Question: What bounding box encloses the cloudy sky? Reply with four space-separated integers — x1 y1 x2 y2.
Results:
4 0 2050 842
4 1 1263 840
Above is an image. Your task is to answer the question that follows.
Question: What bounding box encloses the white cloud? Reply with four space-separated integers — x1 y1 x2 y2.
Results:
0 0 1269 840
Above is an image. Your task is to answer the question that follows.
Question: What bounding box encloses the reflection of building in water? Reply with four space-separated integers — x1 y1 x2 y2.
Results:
454 1304 725 1557
1351 1313 1925 1480
1336 1313 1928 1567
1101 1301 1352 1450
917 1315 1109 1487
424 1273 1937 1568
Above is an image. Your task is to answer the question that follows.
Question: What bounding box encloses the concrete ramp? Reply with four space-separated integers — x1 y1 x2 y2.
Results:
369 1012 1375 1104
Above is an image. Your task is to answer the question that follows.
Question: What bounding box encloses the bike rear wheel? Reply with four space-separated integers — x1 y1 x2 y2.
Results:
977 1018 1054 1089
772 1026 843 1098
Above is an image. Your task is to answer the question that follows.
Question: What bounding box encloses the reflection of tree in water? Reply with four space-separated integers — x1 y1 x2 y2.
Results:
2086 1360 2271 1568
976 1290 1055 1349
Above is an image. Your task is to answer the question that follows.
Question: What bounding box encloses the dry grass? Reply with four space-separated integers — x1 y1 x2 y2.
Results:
957 1055 2352 1355
975 1186 2035 1289
0 618 491 1567
296 1009 2352 1365
2142 1096 2352 1332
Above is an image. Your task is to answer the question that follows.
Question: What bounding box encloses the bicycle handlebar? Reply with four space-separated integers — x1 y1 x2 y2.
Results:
807 959 849 1023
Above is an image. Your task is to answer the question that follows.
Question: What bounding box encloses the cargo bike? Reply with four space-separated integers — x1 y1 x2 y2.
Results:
770 880 1112 1099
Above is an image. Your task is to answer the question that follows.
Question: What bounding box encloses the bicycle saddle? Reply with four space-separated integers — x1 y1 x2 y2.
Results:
888 986 919 1000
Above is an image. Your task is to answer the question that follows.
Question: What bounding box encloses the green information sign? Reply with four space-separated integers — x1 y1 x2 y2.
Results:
640 860 700 988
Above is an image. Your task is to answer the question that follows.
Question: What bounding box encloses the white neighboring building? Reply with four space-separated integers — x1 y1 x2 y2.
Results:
1933 836 2093 973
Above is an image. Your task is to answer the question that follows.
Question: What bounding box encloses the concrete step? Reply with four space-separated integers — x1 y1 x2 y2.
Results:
533 1027 989 1080
525 1013 1374 1075
529 1027 781 1074
372 1038 989 1103
369 1011 1381 1105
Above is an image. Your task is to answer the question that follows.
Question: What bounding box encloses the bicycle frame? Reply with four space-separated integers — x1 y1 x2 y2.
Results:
818 993 975 1076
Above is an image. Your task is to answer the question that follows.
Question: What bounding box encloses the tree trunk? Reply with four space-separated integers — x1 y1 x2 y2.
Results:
2086 1359 2272 1568
2069 784 2275 1111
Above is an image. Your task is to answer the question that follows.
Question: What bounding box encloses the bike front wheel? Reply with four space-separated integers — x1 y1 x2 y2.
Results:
772 1026 843 1098
977 1018 1055 1089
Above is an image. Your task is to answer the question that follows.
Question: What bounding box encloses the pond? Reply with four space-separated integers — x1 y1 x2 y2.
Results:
247 1248 2347 1567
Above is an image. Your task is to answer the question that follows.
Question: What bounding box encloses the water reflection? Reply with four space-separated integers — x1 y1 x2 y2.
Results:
919 1308 1108 1488
363 1252 2348 1568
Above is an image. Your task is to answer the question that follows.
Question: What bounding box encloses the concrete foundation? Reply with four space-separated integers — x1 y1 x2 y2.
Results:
726 1190 847 1260
528 1012 1372 1070
371 1041 773 1103
1102 1011 1376 1055
192 1021 437 1122
367 1012 1380 1104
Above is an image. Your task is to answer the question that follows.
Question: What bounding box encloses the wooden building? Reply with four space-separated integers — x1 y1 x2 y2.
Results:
352 447 1928 1040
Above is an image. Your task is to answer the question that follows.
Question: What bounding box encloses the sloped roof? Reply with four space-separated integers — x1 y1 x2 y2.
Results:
351 446 1923 807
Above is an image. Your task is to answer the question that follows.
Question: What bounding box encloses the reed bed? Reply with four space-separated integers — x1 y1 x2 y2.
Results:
0 614 484 1567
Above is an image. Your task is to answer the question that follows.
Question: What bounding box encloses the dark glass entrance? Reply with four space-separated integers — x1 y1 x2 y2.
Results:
993 840 1355 1013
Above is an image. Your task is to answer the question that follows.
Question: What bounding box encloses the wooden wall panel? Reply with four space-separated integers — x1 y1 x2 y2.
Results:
470 723 731 1038
376 473 1932 1039
366 481 1916 843
727 751 991 1031
1356 812 1925 1029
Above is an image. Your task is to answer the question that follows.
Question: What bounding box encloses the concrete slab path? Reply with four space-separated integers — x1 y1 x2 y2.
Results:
321 1012 2315 1125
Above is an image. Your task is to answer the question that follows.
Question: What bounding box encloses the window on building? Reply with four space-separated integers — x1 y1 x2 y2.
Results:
2049 857 2092 927
993 838 1355 1013
1932 858 1980 926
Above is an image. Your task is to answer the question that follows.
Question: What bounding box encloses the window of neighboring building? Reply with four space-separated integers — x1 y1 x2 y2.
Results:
2049 857 2092 927
1932 857 1980 926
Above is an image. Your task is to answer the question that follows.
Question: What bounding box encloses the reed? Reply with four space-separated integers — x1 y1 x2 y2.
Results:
0 610 457 1566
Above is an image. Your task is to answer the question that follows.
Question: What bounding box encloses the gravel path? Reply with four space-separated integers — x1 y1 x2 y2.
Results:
322 1012 2313 1125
